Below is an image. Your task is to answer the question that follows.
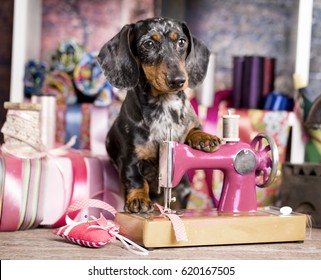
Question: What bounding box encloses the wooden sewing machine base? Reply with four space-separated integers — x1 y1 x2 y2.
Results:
115 207 307 248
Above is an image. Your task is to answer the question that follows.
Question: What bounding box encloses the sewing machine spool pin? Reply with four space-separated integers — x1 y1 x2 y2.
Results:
158 139 176 213
158 128 178 213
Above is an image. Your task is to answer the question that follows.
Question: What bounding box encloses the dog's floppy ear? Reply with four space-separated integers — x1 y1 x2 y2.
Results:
97 24 139 89
182 23 210 89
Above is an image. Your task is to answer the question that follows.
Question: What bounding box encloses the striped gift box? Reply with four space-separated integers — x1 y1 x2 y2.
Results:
0 156 47 231
0 152 122 231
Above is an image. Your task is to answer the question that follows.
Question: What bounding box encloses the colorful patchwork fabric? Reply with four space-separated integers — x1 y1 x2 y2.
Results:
24 60 48 97
43 70 77 105
74 51 103 97
52 40 84 73
73 51 113 106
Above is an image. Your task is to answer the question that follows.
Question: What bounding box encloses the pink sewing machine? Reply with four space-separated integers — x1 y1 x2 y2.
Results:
158 114 278 213
115 113 307 248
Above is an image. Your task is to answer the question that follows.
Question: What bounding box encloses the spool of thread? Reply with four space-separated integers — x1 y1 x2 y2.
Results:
31 94 57 149
222 112 240 142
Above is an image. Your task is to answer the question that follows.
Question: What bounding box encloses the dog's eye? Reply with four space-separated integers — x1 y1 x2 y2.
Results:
143 40 155 50
178 38 187 48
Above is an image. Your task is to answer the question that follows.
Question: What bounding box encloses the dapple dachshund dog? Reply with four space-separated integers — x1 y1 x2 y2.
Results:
98 17 221 213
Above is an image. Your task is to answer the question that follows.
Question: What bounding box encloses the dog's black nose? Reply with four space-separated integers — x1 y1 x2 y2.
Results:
168 76 186 89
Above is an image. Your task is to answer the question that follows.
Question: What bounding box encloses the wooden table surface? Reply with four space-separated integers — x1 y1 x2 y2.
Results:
1 227 320 260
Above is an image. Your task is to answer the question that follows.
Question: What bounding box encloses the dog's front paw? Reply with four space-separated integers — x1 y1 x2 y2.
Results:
186 130 221 152
125 189 154 213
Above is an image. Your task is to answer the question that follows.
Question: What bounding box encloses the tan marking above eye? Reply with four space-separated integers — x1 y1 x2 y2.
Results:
151 33 162 42
169 32 178 41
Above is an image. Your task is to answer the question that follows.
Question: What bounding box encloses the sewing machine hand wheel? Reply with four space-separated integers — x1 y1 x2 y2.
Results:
250 133 279 188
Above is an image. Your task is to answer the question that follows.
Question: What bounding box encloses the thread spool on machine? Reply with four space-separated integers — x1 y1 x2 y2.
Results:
115 113 308 248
